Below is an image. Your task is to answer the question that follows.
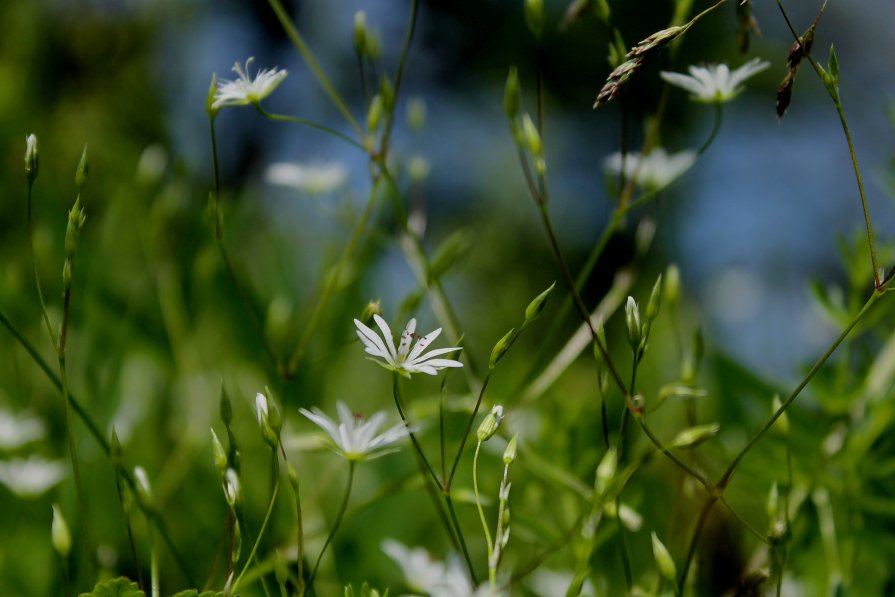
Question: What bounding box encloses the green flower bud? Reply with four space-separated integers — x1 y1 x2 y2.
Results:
504 67 521 120
367 94 384 133
75 145 89 192
211 428 228 474
360 299 382 324
771 394 789 437
64 198 87 257
594 0 610 22
646 273 663 322
51 504 72 558
624 296 642 352
62 259 73 291
365 28 382 61
503 433 518 465
379 74 395 110
353 11 367 56
255 392 281 448
766 482 779 521
223 467 242 510
595 447 617 496
490 328 516 370
110 429 122 470
670 422 720 449
651 531 677 583
25 134 39 182
664 264 681 307
220 385 233 426
524 281 556 326
524 0 545 39
521 114 543 157
206 74 220 119
477 405 504 442
133 466 153 510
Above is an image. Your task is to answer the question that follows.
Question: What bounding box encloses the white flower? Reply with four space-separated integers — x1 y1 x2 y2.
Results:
660 57 769 103
529 568 595 596
604 147 696 191
266 162 348 195
383 540 505 597
0 456 65 498
0 409 45 450
355 315 463 377
299 401 411 462
212 57 288 109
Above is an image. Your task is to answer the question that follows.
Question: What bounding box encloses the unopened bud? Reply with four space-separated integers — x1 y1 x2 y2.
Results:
503 433 518 465
223 467 242 509
477 405 504 442
664 264 681 307
504 67 521 120
646 273 663 322
594 0 610 22
367 94 384 133
670 422 720 449
771 394 789 437
524 0 545 39
25 134 39 182
64 198 87 256
521 114 542 157
255 392 281 448
206 74 219 119
624 296 641 352
766 482 779 520
524 281 556 326
651 532 677 583
220 385 233 426
75 145 89 191
490 328 516 370
211 428 228 473
361 299 382 324
62 260 73 290
353 11 367 56
133 466 153 510
51 504 72 558
595 447 617 496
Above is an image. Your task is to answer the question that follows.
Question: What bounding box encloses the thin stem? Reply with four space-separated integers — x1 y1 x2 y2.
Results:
392 375 441 487
633 415 709 488
615 510 633 593
285 176 383 376
149 525 160 597
379 0 419 155
208 117 281 373
255 106 366 151
234 450 281 593
266 0 363 138
446 373 492 489
678 495 718 594
280 443 305 597
26 180 56 347
307 461 355 589
472 441 494 559
445 494 478 585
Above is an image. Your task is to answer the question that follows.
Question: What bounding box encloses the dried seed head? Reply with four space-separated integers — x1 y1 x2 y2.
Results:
594 57 643 108
787 26 816 70
735 0 761 54
776 71 794 119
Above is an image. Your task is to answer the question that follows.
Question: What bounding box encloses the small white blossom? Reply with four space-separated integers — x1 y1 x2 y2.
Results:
0 456 65 498
604 148 696 192
355 315 463 377
299 401 411 462
266 162 348 195
383 540 504 597
0 409 45 449
212 57 288 109
660 58 769 103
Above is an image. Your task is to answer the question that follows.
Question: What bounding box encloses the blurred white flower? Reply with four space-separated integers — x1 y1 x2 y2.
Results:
660 58 769 103
604 148 696 191
355 315 463 377
383 540 504 597
299 401 411 462
0 409 45 450
212 57 287 109
0 456 65 498
266 162 348 195
529 568 595 596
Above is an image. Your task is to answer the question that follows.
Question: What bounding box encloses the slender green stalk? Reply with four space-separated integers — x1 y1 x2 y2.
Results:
26 180 56 346
392 375 441 487
266 0 363 138
444 494 477 585
208 117 281 373
379 0 419 155
60 555 71 597
255 106 365 151
472 441 494 560
279 443 305 597
285 176 383 376
633 415 708 488
446 373 492 489
234 450 281 593
307 461 355 589
149 525 159 597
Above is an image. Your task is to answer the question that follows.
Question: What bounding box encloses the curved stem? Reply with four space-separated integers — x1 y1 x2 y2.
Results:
234 450 281 593
444 494 477 585
307 461 355 589
26 181 56 347
472 441 494 559
266 0 363 138
446 373 492 489
391 375 441 487
255 106 366 151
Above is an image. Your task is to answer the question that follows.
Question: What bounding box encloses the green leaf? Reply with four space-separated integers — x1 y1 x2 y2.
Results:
78 577 144 597
169 591 224 597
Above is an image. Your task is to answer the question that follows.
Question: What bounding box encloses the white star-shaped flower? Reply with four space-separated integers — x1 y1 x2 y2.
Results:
354 315 463 377
212 57 288 110
299 401 411 462
604 148 696 192
660 58 769 103
383 540 505 597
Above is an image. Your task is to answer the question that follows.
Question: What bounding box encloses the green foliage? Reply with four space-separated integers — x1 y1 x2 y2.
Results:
78 577 143 597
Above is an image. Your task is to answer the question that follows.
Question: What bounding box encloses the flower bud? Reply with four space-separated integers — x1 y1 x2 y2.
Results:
110 429 123 470
223 467 242 509
206 74 220 119
651 532 677 583
504 67 520 120
670 422 720 449
595 447 617 496
133 466 153 510
771 394 789 437
367 94 384 133
75 145 89 192
255 392 281 448
490 328 516 370
25 134 39 182
62 260 73 291
51 504 72 558
360 299 382 324
64 198 87 257
524 281 556 326
477 405 504 442
524 0 545 39
353 11 367 56
646 274 663 322
503 433 518 465
211 428 228 474
594 0 610 22
766 482 779 521
220 385 233 426
521 114 543 157
664 264 681 307
624 296 641 352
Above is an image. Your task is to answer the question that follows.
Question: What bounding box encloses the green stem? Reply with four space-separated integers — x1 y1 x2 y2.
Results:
446 373 492 489
472 441 494 559
633 415 708 488
26 180 56 347
307 461 355 589
444 493 478 585
234 450 281 593
255 106 365 151
678 495 718 595
149 525 160 597
392 375 441 487
285 175 383 376
266 0 363 138
280 443 305 597
379 0 419 155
